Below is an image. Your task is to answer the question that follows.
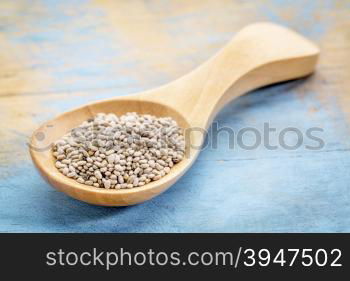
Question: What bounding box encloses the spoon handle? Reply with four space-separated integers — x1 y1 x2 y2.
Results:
147 22 319 128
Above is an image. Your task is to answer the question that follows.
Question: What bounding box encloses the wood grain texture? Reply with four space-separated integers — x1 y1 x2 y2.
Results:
0 0 349 231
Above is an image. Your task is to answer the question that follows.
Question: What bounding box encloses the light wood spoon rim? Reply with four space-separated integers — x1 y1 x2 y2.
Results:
30 98 194 195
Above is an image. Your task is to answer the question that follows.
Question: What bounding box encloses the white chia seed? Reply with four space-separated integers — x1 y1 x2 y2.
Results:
52 112 185 189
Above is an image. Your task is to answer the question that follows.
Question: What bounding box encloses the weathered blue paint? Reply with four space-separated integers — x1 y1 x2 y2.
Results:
0 0 349 232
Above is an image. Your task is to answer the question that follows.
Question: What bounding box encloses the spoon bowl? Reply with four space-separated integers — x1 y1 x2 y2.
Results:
30 22 319 206
30 98 195 206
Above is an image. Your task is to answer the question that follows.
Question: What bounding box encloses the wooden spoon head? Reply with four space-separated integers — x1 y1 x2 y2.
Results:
29 98 196 206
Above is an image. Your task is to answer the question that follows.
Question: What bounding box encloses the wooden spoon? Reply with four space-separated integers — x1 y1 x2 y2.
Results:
29 22 319 206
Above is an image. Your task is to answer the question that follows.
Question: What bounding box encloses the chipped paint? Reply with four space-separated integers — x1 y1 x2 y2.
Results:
0 0 350 232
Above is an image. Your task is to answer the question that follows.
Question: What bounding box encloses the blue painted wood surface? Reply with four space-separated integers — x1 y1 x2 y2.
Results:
0 0 349 232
